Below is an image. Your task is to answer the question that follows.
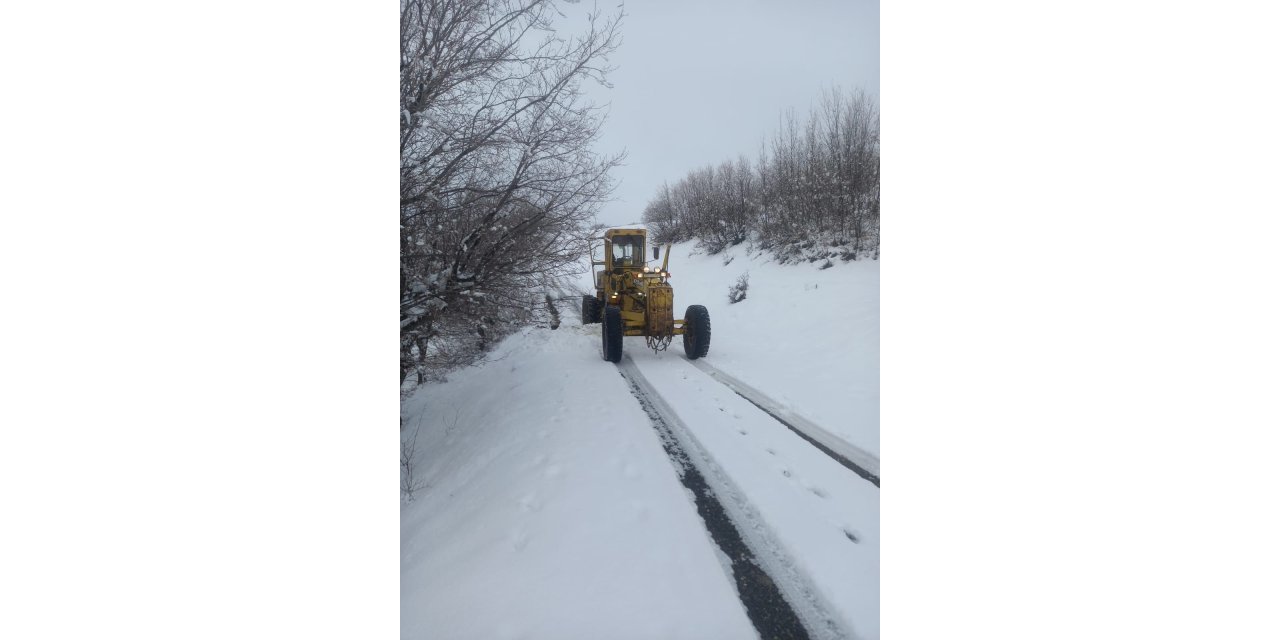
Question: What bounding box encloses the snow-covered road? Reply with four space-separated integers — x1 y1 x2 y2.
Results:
623 349 879 640
401 326 757 639
402 242 878 639
688 358 880 484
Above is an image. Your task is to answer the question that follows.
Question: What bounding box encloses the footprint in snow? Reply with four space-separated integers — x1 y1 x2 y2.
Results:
518 494 541 512
765 448 776 456
632 501 651 522
781 468 792 478
737 428 747 435
843 529 861 544
806 484 829 499
511 530 530 550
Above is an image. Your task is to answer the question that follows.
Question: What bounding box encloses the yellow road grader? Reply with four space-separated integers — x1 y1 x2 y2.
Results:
582 228 710 363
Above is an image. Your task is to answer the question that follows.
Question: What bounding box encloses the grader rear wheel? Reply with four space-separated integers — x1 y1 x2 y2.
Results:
582 295 601 324
682 305 711 360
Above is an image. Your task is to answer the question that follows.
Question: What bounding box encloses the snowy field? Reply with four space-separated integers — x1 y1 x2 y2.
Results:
402 237 879 639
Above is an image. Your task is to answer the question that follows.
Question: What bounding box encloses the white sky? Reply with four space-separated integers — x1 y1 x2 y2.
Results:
561 0 880 227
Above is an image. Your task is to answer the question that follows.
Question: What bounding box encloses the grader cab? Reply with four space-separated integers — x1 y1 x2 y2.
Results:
582 228 710 363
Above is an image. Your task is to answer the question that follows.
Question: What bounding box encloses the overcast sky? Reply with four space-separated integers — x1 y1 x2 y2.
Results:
562 0 879 227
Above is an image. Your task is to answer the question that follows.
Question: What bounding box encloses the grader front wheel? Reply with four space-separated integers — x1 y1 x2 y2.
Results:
682 305 711 360
602 305 623 363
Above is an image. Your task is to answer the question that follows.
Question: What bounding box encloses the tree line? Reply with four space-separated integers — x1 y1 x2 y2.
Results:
400 0 622 386
643 88 879 260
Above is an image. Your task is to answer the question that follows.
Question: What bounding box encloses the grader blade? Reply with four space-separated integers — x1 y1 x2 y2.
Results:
646 282 674 352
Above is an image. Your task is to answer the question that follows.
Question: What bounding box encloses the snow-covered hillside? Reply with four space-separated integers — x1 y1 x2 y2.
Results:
402 238 879 639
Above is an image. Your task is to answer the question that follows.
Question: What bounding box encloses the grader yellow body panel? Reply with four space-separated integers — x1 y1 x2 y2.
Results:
582 228 710 363
645 282 674 337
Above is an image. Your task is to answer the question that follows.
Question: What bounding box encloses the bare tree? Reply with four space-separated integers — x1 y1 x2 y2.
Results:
642 87 879 262
400 0 624 385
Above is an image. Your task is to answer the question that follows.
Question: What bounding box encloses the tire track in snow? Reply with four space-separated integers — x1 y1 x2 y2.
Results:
689 360 879 488
619 355 847 640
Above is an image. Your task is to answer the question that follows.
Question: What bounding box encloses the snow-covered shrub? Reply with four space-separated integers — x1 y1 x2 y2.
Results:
544 293 561 330
640 87 879 263
401 417 423 502
728 272 749 304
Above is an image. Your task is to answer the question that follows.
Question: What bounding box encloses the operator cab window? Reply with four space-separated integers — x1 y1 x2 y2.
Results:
611 236 643 270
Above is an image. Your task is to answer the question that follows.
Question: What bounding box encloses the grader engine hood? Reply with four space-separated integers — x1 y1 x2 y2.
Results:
644 281 674 338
